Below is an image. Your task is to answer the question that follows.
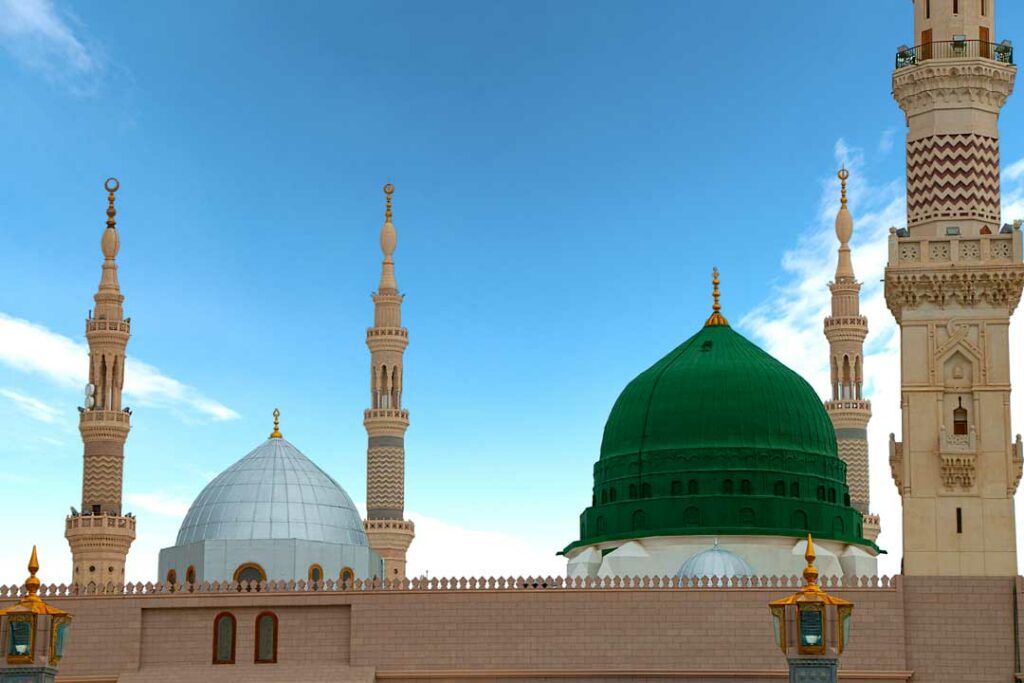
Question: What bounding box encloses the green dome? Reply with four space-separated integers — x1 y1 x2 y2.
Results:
565 323 875 554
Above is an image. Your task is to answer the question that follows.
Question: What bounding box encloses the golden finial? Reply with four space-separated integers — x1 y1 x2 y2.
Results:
704 267 730 327
838 166 849 209
269 408 282 439
104 177 120 230
384 183 394 222
25 546 40 598
802 534 820 588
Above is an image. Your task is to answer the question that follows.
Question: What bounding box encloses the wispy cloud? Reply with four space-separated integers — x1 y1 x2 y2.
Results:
126 492 192 518
0 312 239 422
0 388 59 423
0 0 100 93
741 138 1024 576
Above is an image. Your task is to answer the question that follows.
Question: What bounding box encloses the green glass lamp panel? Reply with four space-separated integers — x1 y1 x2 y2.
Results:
7 620 31 656
54 621 68 658
799 608 823 647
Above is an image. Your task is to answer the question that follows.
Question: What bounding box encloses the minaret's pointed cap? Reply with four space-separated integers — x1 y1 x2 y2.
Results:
704 267 730 327
101 177 121 260
835 168 855 279
379 183 398 291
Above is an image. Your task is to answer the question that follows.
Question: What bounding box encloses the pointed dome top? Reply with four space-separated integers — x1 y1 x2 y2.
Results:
175 438 367 547
834 168 855 278
379 183 398 290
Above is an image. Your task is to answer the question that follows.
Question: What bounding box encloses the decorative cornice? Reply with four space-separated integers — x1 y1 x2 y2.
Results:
893 60 1016 119
884 267 1024 321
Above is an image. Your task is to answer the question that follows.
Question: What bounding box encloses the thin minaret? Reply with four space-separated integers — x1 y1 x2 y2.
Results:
363 183 415 580
65 178 136 586
889 0 1024 575
823 169 879 543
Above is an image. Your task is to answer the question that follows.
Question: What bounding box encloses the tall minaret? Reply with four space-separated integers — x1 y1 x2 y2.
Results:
364 183 415 580
824 169 880 543
65 178 136 586
888 0 1024 575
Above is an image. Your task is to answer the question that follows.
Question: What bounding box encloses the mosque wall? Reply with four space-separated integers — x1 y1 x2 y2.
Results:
26 576 1022 682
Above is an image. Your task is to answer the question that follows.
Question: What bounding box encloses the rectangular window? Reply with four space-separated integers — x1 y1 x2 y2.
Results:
926 0 931 19
953 0 959 14
982 0 987 16
956 507 963 534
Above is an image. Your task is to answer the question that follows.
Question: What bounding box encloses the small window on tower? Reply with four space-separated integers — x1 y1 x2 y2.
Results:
953 0 959 14
926 0 931 19
671 480 682 496
953 397 969 435
981 0 987 16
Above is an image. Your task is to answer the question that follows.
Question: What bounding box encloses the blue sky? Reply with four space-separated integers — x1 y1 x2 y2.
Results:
3 0 1024 582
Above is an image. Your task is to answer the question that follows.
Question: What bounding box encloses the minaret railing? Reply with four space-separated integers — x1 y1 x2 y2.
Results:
895 39 1013 68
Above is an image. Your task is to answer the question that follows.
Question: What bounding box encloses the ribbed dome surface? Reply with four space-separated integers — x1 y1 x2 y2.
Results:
601 325 836 460
176 438 368 547
676 545 756 579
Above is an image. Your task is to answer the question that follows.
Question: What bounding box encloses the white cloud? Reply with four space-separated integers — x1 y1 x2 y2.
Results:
741 139 1024 576
126 492 192 518
0 388 59 423
0 0 99 92
0 312 239 422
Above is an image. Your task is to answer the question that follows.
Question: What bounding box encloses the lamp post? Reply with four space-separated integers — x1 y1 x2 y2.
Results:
769 535 853 683
0 547 72 683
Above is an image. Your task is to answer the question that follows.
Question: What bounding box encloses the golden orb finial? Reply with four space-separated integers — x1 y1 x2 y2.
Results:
704 267 730 327
270 408 282 439
104 177 120 230
838 166 849 209
383 183 394 222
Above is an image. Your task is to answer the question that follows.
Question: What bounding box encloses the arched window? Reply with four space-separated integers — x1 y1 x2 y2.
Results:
816 486 826 501
721 479 734 495
628 484 637 499
740 508 756 525
671 480 682 496
185 566 196 586
828 488 837 504
790 481 800 499
609 487 617 502
601 489 608 504
308 564 323 588
233 563 266 587
953 397 968 435
833 517 845 536
165 569 177 588
641 482 651 499
683 506 700 527
774 481 786 497
687 479 699 495
339 567 355 588
212 613 236 665
596 516 606 534
791 510 809 531
254 612 278 664
844 493 851 507
631 509 646 530
740 479 752 495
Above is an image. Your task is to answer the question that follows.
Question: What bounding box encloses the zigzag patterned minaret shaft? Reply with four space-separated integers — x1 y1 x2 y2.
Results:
823 169 880 543
364 183 415 580
65 178 136 586
888 0 1024 576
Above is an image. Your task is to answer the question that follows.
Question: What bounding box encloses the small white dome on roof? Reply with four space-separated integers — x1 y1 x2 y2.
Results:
676 543 756 579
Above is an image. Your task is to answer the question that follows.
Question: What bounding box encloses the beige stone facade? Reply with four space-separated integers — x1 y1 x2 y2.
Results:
888 0 1024 576
364 184 414 580
65 179 135 588
5 575 1013 682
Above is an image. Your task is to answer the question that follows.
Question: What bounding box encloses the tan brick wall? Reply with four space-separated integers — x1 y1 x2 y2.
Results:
38 577 1021 682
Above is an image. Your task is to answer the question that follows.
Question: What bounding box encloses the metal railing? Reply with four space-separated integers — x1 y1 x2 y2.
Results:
895 40 1013 69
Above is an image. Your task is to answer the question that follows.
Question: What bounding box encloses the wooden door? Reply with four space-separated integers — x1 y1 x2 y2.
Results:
980 26 991 58
922 29 933 60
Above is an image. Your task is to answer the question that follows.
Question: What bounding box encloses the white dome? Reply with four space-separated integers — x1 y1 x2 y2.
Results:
175 438 367 547
676 544 756 579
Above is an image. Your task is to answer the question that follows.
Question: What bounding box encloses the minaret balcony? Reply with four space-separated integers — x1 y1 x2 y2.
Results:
366 327 408 339
824 399 871 413
65 511 136 534
895 40 1013 69
887 231 1020 267
86 319 130 334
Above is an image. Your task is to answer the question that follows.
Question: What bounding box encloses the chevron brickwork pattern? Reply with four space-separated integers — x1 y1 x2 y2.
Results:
907 133 1001 228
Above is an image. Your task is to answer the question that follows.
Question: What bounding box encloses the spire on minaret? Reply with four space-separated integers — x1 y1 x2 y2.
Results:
66 177 136 586
834 168 855 280
704 267 729 327
823 168 876 538
379 183 398 292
